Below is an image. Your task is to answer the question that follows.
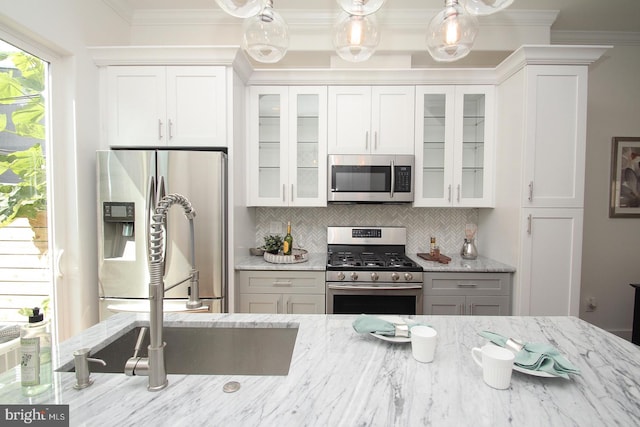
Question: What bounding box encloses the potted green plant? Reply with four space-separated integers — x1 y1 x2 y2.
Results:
261 234 283 254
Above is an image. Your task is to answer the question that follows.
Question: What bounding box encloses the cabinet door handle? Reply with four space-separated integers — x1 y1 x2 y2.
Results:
527 214 532 235
291 184 294 202
457 184 461 203
365 131 369 150
448 185 452 202
469 303 474 315
282 184 286 202
457 282 477 287
285 297 290 314
528 181 533 202
276 299 280 314
374 131 378 150
168 119 173 140
158 119 163 139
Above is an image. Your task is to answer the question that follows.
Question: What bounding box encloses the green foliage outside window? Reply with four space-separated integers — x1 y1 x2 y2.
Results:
0 49 47 227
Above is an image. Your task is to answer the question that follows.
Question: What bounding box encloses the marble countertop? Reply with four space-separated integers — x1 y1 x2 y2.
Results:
235 253 327 270
235 253 515 273
1 313 638 426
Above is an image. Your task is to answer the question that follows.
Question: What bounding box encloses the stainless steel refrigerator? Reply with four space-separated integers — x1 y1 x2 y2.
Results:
96 149 227 320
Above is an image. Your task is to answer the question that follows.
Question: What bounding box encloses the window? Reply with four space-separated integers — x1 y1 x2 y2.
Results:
0 39 52 324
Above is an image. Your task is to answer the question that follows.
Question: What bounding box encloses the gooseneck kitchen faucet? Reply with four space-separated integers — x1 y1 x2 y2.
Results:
124 193 202 391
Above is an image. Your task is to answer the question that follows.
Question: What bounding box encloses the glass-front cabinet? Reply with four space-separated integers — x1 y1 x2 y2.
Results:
414 85 494 207
248 86 327 206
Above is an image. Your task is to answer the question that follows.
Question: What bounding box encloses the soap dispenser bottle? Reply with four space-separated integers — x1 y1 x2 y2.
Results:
20 307 52 396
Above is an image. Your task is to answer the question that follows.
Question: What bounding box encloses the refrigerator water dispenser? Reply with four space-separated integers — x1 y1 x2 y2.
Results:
102 201 136 260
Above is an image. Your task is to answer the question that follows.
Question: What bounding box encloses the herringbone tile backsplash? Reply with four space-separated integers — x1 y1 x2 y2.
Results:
255 206 478 256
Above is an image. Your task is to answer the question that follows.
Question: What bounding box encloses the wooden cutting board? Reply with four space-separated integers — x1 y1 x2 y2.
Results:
417 252 452 264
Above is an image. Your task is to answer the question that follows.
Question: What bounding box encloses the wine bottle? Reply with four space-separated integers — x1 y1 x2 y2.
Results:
283 221 293 255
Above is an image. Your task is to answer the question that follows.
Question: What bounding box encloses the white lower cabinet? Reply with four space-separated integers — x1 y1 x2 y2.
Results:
423 272 512 316
238 271 325 314
517 208 583 316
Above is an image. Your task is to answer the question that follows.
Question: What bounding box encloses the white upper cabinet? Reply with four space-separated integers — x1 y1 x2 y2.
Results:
247 86 327 207
522 66 588 208
327 86 415 155
414 85 495 207
106 66 227 147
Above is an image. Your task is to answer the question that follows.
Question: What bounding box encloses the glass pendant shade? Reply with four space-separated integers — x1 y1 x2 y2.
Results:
242 2 289 63
426 0 479 62
333 13 380 63
215 0 264 18
335 0 386 16
460 0 514 16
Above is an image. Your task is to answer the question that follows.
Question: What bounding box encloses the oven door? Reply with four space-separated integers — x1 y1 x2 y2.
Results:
326 284 423 315
328 154 414 203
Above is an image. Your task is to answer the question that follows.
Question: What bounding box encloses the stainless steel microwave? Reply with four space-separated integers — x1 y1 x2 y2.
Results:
328 154 414 203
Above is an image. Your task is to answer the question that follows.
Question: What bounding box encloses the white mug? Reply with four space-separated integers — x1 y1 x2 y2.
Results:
411 326 437 363
471 344 515 389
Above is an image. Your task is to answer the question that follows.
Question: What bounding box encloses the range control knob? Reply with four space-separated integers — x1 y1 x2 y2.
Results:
370 272 379 281
350 272 359 281
337 272 345 281
391 272 400 281
404 272 413 281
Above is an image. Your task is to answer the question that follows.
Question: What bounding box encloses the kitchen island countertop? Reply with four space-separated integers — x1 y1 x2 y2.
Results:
0 313 637 426
235 253 516 273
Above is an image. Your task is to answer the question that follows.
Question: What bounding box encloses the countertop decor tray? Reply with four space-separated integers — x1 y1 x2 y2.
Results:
264 249 309 264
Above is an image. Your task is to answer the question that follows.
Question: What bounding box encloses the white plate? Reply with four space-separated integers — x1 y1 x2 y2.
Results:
370 333 411 343
488 340 558 378
368 316 413 343
513 365 557 378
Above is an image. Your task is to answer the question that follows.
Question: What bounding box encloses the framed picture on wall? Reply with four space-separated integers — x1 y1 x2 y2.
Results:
610 136 640 217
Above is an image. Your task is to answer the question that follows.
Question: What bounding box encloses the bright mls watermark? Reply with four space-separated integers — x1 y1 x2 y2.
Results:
1 405 69 426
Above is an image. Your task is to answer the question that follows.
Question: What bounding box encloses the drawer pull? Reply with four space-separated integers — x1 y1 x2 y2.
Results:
273 280 293 287
457 282 477 287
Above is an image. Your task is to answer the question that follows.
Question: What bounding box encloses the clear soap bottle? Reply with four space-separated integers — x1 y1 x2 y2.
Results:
20 307 52 396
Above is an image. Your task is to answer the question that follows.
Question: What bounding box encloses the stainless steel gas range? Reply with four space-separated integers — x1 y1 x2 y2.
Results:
325 226 424 315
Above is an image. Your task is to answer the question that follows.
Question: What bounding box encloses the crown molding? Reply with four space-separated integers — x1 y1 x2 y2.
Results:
495 44 611 83
88 45 241 65
551 30 640 46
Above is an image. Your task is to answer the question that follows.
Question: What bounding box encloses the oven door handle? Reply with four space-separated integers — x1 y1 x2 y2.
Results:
327 284 423 290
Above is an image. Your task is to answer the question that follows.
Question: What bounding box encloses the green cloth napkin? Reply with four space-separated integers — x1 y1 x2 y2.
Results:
479 330 580 379
352 314 430 337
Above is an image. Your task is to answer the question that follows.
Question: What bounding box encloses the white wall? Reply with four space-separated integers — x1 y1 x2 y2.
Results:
0 0 129 340
580 45 640 339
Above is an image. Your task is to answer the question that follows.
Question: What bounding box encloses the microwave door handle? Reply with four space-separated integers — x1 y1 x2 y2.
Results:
390 160 395 199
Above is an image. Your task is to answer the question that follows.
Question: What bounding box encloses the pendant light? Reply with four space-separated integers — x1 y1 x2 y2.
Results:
214 0 265 18
242 0 289 63
426 0 479 62
459 0 513 16
335 0 386 16
333 12 380 63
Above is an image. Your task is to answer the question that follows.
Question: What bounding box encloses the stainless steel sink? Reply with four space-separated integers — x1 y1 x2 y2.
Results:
60 326 298 376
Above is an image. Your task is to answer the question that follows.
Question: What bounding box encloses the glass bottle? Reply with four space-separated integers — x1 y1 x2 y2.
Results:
429 237 437 256
283 221 293 255
21 307 52 396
